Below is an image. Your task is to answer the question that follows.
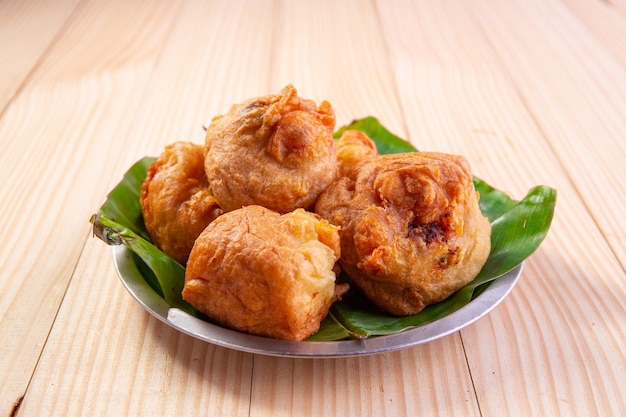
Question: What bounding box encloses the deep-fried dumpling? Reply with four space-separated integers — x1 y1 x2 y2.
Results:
204 84 338 213
335 129 378 177
315 152 491 316
183 205 348 341
140 141 223 264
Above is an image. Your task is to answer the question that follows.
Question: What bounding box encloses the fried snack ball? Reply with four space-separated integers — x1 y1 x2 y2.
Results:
140 141 223 265
335 130 379 177
315 152 491 316
183 205 349 341
204 84 338 213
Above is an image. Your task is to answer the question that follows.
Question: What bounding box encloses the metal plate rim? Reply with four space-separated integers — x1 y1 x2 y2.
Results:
112 245 522 358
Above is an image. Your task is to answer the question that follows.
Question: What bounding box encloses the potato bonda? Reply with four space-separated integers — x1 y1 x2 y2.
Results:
140 141 223 265
315 152 491 316
204 84 338 213
182 205 348 341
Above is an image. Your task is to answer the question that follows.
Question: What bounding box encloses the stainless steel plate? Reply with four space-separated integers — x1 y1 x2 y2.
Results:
113 245 522 358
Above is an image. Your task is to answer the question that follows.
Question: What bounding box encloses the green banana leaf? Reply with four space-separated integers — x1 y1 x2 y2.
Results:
91 117 556 341
90 158 197 316
333 116 417 154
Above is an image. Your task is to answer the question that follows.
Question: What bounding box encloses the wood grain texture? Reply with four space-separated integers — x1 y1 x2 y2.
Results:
270 0 407 136
560 0 626 68
250 341 480 417
1 0 625 415
18 240 253 417
16 0 276 416
473 0 626 269
0 0 82 112
375 0 626 415
0 0 186 414
465 1 626 411
251 1 480 414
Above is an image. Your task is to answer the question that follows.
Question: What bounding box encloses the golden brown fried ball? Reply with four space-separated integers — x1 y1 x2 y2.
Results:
140 142 223 265
335 130 379 177
315 152 491 316
182 205 348 341
204 84 338 213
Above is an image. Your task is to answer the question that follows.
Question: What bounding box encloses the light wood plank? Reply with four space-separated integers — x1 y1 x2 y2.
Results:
251 342 479 417
465 253 626 416
4 0 623 415
560 0 626 68
606 0 626 16
0 0 82 112
249 1 480 415
16 0 279 415
19 239 253 417
0 0 187 414
269 0 406 136
473 0 626 269
116 0 279 159
465 2 626 413
376 0 626 415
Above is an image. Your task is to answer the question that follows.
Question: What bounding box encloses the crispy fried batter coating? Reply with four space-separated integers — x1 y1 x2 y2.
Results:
315 152 491 316
183 205 348 341
204 85 339 213
335 130 379 177
140 142 223 265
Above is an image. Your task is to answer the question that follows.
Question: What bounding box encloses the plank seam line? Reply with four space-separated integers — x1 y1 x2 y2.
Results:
460 332 484 417
1 1 93 412
8 394 23 417
14 225 93 415
248 354 255 417
0 0 91 120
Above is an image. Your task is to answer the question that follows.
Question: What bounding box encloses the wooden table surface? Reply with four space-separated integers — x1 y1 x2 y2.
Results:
2 0 625 416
